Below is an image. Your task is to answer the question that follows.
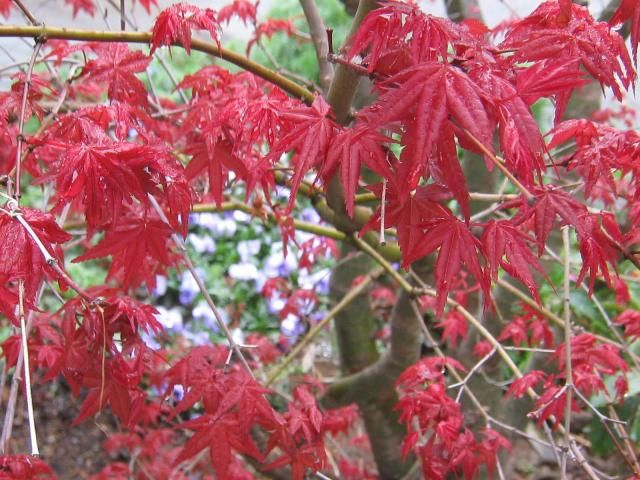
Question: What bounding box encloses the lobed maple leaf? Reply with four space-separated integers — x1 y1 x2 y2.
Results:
0 207 70 303
348 1 468 72
40 140 189 233
266 96 338 211
73 212 178 291
0 455 57 479
80 43 151 107
610 0 640 62
218 0 256 25
65 0 96 17
500 1 634 101
0 0 11 17
482 220 547 302
246 18 296 54
506 370 546 398
363 62 494 193
322 124 392 217
151 3 221 54
176 413 263 479
435 311 468 348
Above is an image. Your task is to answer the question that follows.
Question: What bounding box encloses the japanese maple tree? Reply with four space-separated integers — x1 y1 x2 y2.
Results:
0 0 640 479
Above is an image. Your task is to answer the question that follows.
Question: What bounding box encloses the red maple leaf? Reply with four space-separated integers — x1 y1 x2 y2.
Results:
363 62 494 191
0 455 56 479
482 220 547 302
176 413 263 479
610 0 640 62
41 141 185 232
267 96 338 211
65 0 96 17
150 3 221 54
218 0 256 25
322 124 392 217
436 311 468 348
0 207 70 302
0 0 12 18
81 43 151 107
246 18 296 54
500 1 634 101
73 212 178 291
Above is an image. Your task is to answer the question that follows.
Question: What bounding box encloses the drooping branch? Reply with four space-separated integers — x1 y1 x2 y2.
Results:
0 25 315 104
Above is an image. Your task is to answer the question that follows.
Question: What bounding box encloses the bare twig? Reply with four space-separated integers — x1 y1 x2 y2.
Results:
265 267 383 386
562 227 572 479
147 194 254 376
12 40 42 200
17 280 39 456
299 0 334 91
12 0 39 26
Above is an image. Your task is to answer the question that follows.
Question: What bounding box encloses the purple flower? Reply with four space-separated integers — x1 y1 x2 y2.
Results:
267 293 287 314
172 384 185 402
192 300 227 331
281 314 305 340
301 207 321 224
152 275 168 296
182 330 210 345
264 246 298 277
298 268 331 296
228 262 260 281
179 270 204 305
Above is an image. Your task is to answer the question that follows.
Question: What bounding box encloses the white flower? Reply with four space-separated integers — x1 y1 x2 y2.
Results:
188 233 216 253
233 210 251 223
154 306 183 331
153 275 168 296
237 239 262 262
229 262 260 281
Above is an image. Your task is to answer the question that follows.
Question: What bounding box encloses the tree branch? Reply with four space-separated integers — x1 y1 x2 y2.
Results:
299 0 334 92
0 25 315 104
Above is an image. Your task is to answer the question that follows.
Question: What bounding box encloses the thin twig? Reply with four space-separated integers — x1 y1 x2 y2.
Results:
299 0 334 91
17 280 39 456
265 267 383 386
12 0 39 25
562 227 572 480
463 129 534 202
12 41 43 200
147 194 254 376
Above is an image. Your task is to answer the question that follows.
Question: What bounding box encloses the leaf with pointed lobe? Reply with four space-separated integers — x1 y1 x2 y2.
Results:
364 62 493 192
0 208 71 302
81 43 151 107
516 59 588 119
267 96 338 211
151 3 221 54
42 141 184 232
348 1 467 71
65 0 96 17
436 311 468 348
610 0 640 62
403 206 488 316
246 18 296 54
500 1 634 101
0 0 12 17
482 220 547 302
176 413 263 479
0 455 57 479
323 124 392 217
218 0 256 25
73 212 177 291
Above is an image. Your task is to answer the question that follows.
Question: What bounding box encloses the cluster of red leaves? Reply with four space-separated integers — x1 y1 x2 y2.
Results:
396 357 511 479
505 333 628 428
